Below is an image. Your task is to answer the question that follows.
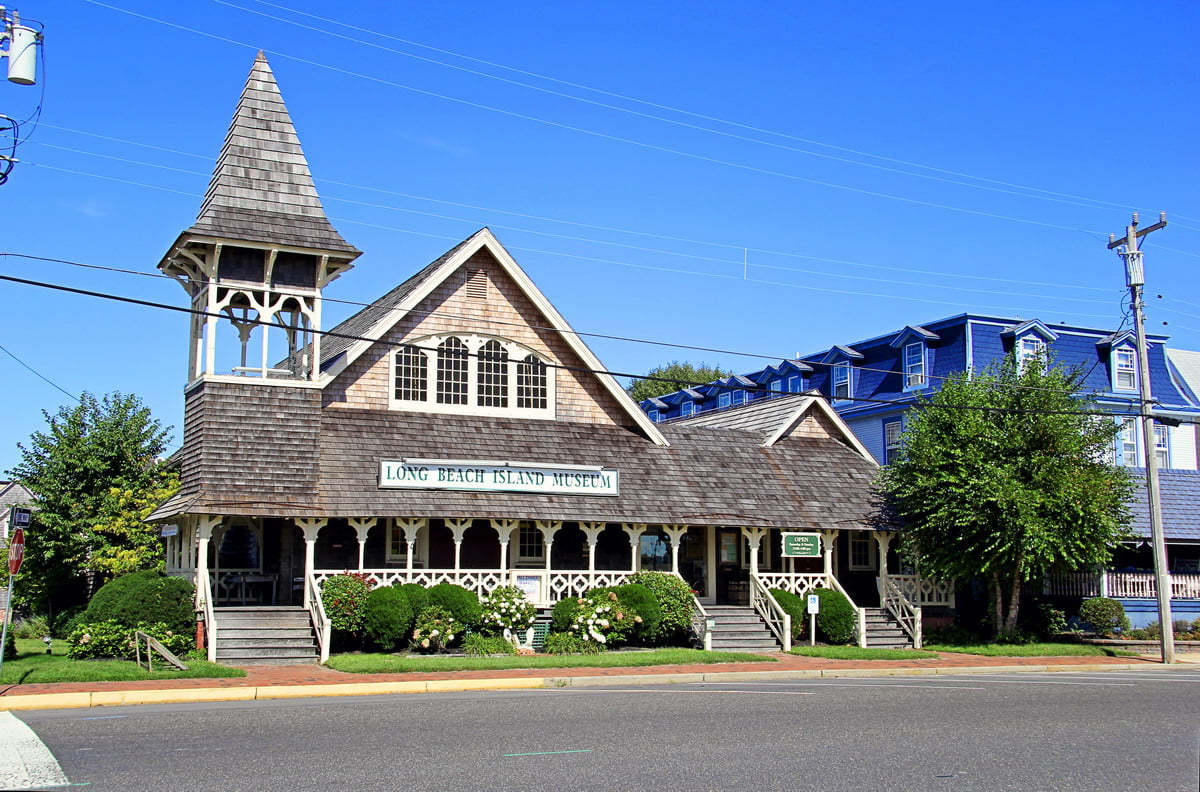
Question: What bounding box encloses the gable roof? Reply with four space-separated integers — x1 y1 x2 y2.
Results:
888 325 940 348
322 228 669 446
182 53 359 256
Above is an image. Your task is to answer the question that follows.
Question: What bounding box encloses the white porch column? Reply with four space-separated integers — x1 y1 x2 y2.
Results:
663 525 689 575
820 529 838 580
195 515 221 610
491 519 520 576
445 518 473 571
348 518 374 572
742 527 768 576
395 518 427 578
621 523 647 571
536 520 562 571
874 531 893 595
296 518 328 607
580 522 606 572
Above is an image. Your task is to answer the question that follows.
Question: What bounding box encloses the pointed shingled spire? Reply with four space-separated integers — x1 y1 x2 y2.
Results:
186 52 359 254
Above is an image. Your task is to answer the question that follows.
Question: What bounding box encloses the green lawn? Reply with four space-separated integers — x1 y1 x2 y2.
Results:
923 642 1127 657
1 638 245 685
327 648 776 674
788 646 941 660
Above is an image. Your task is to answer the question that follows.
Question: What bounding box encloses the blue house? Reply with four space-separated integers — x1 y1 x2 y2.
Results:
641 314 1200 627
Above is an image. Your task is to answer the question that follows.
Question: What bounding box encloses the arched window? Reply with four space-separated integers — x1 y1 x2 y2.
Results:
436 337 469 404
394 345 427 401
516 354 548 409
477 340 509 407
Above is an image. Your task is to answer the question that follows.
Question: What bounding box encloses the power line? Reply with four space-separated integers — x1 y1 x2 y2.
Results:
0 342 77 401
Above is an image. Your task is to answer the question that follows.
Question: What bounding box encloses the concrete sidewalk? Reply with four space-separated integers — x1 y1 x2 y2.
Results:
1 651 1192 711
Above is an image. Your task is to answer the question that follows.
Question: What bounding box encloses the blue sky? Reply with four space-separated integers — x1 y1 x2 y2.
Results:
1 0 1198 472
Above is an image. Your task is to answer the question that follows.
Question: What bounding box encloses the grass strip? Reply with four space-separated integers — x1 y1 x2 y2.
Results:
923 642 1116 657
327 648 775 674
2 639 245 685
788 646 941 660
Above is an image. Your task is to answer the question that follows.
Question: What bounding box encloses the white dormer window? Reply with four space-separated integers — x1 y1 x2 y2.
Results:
718 392 732 409
1113 347 1137 391
391 334 554 419
903 343 925 389
1018 336 1046 371
832 363 852 401
680 400 695 417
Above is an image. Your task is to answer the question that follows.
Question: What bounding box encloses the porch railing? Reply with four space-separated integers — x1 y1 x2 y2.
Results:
313 568 634 607
749 574 791 652
888 574 954 607
881 577 923 649
754 572 829 598
688 590 712 651
306 570 331 664
196 569 217 663
1043 571 1200 600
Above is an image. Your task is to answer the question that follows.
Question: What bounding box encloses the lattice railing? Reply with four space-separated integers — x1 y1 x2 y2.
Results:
750 574 791 652
881 577 922 648
754 573 829 598
888 574 953 607
313 568 634 607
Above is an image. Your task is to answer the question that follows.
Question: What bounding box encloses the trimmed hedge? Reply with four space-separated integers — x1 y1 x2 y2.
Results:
551 597 581 632
425 582 481 629
627 571 693 642
769 588 807 640
394 583 429 617
814 587 856 644
1079 597 1130 637
85 570 195 635
614 583 662 642
362 586 413 651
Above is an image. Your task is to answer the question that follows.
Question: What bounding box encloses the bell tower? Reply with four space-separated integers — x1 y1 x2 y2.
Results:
158 52 360 384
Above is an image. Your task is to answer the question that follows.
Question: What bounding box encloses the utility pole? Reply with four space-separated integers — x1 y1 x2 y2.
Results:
1108 212 1173 664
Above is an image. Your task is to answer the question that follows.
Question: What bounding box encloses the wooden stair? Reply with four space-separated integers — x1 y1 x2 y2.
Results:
213 606 319 666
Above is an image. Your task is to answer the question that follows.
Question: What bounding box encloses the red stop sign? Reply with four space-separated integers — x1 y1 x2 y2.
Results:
8 528 24 576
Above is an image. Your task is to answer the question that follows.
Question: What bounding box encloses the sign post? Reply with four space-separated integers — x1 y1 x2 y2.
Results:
0 525 26 676
807 593 820 647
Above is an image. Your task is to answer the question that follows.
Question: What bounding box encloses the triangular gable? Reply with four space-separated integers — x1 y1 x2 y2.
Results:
888 325 940 348
1097 330 1137 350
1000 319 1058 343
820 345 864 364
761 396 876 463
328 228 669 446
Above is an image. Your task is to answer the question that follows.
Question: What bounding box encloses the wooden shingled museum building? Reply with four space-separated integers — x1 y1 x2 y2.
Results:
151 54 924 663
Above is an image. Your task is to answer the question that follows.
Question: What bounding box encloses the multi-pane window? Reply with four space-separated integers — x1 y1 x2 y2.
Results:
849 534 875 570
516 354 548 409
436 337 469 404
1114 347 1137 390
732 390 745 405
769 380 782 392
1118 421 1138 466
884 420 903 464
788 375 802 392
1154 424 1170 469
394 345 427 401
832 363 851 400
680 400 695 417
393 334 553 417
476 340 509 408
904 343 925 388
718 391 732 408
518 522 544 561
1018 336 1045 371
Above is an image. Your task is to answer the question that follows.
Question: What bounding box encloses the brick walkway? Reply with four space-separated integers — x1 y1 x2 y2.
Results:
0 651 1167 700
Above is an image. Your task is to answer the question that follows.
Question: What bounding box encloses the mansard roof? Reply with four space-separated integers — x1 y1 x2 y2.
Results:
183 53 359 256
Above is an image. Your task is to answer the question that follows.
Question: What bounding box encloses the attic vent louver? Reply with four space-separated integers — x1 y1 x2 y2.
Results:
465 269 489 300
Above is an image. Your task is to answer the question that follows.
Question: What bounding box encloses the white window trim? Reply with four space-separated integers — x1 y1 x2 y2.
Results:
1017 336 1046 372
680 401 696 417
718 391 732 408
903 342 926 390
1154 424 1170 469
848 532 877 571
1112 346 1138 392
516 521 545 564
389 333 555 419
832 362 852 401
883 420 903 464
384 519 429 566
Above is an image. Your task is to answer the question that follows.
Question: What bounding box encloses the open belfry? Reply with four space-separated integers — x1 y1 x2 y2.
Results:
151 53 910 665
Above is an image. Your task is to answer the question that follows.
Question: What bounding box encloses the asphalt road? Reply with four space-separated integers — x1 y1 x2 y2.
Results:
13 668 1200 791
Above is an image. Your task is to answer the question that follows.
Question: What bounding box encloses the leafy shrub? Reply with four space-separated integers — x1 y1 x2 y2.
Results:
924 624 981 646
362 586 413 651
66 620 191 660
551 597 581 632
51 605 87 639
85 570 195 635
627 571 693 642
614 583 662 643
769 588 807 640
11 614 51 639
3 631 15 661
461 633 517 656
395 583 429 616
1124 628 1153 640
411 605 459 652
1079 597 1130 637
320 573 374 635
813 587 855 644
426 583 482 629
479 585 536 636
995 629 1036 645
544 631 602 655
569 591 629 647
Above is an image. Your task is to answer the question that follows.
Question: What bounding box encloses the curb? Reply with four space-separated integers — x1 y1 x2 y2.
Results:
1 662 1186 711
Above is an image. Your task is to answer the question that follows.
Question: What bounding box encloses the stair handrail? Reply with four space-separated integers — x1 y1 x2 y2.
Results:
823 574 866 648
881 577 923 649
197 569 217 662
688 591 712 651
749 573 791 652
306 570 331 664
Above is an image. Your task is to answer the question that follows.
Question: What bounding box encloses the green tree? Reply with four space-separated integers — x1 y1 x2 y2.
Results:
625 361 733 403
875 354 1133 639
7 392 174 616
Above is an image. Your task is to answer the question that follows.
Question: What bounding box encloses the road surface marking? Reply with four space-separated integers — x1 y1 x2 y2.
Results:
0 711 69 791
504 749 593 757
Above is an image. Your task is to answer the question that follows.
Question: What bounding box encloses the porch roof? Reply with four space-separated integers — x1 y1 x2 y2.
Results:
1128 470 1200 542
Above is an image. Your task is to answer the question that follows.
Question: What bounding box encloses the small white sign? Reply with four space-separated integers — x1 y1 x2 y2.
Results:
515 575 542 603
807 594 820 614
160 524 179 537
